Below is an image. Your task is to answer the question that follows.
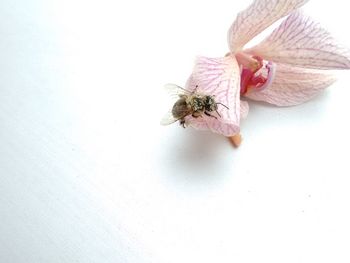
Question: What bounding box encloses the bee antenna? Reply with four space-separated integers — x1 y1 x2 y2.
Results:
216 102 229 109
191 84 199 95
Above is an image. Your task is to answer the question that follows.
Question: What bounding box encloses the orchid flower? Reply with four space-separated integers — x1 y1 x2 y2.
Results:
183 0 350 147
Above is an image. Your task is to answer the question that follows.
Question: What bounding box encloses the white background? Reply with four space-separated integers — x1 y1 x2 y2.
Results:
1 0 350 262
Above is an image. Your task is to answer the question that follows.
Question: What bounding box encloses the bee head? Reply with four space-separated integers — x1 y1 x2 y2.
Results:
204 96 217 112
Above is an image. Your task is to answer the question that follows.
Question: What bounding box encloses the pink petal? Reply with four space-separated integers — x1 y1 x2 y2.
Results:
244 63 336 106
228 0 308 52
246 11 350 69
185 56 241 136
240 100 249 119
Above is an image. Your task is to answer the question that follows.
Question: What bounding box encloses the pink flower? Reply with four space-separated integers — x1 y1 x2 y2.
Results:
185 0 350 138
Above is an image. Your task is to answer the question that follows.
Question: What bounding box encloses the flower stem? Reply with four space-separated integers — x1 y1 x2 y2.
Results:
229 134 242 148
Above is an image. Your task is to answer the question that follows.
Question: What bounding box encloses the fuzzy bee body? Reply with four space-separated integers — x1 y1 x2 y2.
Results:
161 84 228 127
171 96 190 119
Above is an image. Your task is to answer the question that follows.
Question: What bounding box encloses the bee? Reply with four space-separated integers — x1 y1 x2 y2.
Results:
161 84 229 128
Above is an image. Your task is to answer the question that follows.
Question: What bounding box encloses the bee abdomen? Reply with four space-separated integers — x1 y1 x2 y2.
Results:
172 98 189 119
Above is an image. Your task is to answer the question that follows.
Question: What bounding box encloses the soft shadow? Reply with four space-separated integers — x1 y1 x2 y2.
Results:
157 127 235 182
240 91 331 133
156 91 331 183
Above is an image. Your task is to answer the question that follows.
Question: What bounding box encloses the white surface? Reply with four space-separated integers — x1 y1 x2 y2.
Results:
1 0 350 262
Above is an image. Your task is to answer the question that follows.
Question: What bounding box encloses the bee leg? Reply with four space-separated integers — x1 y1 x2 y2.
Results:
192 112 201 118
215 110 221 118
204 111 217 119
179 119 186 128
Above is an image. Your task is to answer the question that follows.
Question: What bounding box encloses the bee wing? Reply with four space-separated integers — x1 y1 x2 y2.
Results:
160 110 179 125
164 83 191 98
161 84 192 125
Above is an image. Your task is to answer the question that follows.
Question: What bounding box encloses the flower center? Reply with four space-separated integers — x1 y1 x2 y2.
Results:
235 52 275 95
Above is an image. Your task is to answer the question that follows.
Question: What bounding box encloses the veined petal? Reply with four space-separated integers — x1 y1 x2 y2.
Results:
228 0 308 52
185 56 241 136
244 63 336 106
246 11 350 69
